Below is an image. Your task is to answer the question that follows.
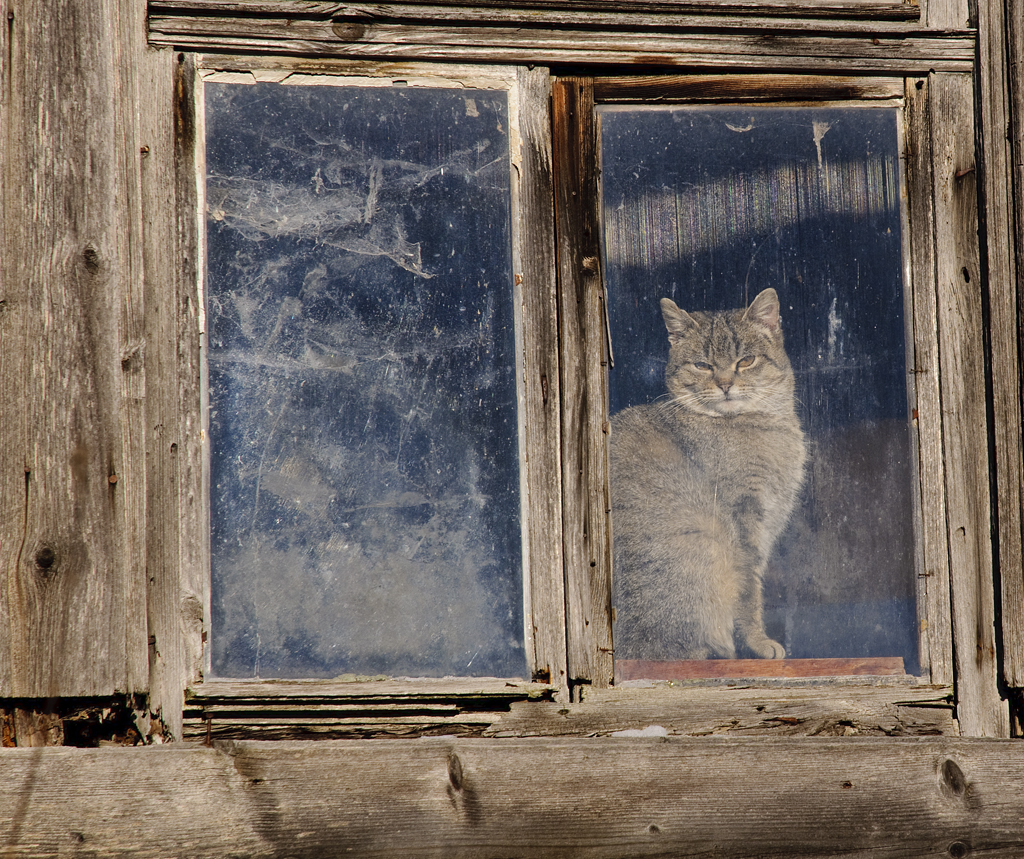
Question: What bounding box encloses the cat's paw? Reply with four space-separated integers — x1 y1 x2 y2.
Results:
748 637 786 659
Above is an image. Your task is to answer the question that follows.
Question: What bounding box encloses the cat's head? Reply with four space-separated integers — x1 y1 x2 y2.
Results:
661 288 795 419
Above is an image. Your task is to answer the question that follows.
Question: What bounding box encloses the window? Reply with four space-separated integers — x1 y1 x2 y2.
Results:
189 61 567 700
191 66 950 696
599 103 920 679
202 71 527 679
145 1 1008 739
548 71 983 699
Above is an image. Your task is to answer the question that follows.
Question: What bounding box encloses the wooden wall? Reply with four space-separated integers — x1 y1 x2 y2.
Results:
2 0 1024 851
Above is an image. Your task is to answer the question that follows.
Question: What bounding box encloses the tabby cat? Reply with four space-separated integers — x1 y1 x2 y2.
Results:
610 288 806 660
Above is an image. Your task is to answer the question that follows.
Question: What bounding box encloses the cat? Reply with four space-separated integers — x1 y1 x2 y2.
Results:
610 287 806 661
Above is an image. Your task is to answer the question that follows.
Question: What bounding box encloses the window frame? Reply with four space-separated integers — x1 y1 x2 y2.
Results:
149 1 1008 740
590 79 928 682
185 57 569 697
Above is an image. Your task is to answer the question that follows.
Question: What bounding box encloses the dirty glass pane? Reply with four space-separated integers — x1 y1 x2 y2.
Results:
601 106 919 675
204 80 525 679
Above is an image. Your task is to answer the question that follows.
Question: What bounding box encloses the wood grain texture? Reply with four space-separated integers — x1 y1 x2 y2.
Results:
8 736 1024 856
904 76 955 688
929 73 1008 737
977 0 1024 689
497 683 956 737
615 658 908 681
173 55 209 698
514 66 568 693
0 0 17 696
183 678 555 740
181 679 955 740
922 0 969 30
552 78 614 694
142 47 198 742
146 16 976 73
1008 0 1024 696
593 74 905 104
149 0 923 19
0 0 149 700
151 0 923 28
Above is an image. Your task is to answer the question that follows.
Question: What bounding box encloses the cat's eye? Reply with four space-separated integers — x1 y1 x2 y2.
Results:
692 361 714 372
736 356 757 370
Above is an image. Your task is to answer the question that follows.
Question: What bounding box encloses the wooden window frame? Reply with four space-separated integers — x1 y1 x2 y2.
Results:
188 57 568 699
164 65 1002 749
129 0 1012 744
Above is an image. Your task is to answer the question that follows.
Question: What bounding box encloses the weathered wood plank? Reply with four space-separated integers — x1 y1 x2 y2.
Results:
186 677 554 699
514 66 568 693
1008 0 1024 703
552 78 614 695
7 736 1024 856
494 683 956 737
173 54 209 696
146 17 976 73
929 73 1008 737
976 0 1024 691
1010 1 1024 332
183 682 956 740
594 73 905 103
0 0 20 696
151 0 924 28
183 678 554 738
922 0 968 30
0 0 149 700
149 0 923 20
141 45 192 741
904 76 955 688
616 657 908 681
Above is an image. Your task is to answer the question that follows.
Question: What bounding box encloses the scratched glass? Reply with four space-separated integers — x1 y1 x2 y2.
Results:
601 106 920 676
204 80 526 679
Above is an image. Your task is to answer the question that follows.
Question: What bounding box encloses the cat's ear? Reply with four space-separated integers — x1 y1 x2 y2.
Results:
661 297 696 341
744 288 781 333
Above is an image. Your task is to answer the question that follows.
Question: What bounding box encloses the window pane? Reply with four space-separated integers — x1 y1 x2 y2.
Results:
601 106 918 675
204 80 525 679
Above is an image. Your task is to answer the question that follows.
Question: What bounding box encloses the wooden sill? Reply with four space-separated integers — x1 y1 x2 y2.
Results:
615 657 907 682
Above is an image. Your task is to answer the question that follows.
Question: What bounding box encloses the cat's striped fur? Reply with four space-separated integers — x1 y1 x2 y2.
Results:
610 288 806 660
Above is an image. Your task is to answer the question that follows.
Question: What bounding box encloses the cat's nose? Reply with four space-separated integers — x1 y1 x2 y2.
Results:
715 376 734 394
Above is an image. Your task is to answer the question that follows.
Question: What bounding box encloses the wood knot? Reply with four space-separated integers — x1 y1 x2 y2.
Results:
34 545 57 574
447 751 464 792
332 19 366 40
948 841 970 858
82 244 101 273
940 758 967 798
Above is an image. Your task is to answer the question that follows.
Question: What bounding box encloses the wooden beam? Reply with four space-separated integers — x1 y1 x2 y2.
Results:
4 736 1024 856
977 0 1024 691
928 73 1008 737
0 0 150 699
497 683 957 738
146 15 976 74
179 679 956 740
552 78 614 695
593 73 905 103
513 66 569 693
904 76 956 687
148 0 923 20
